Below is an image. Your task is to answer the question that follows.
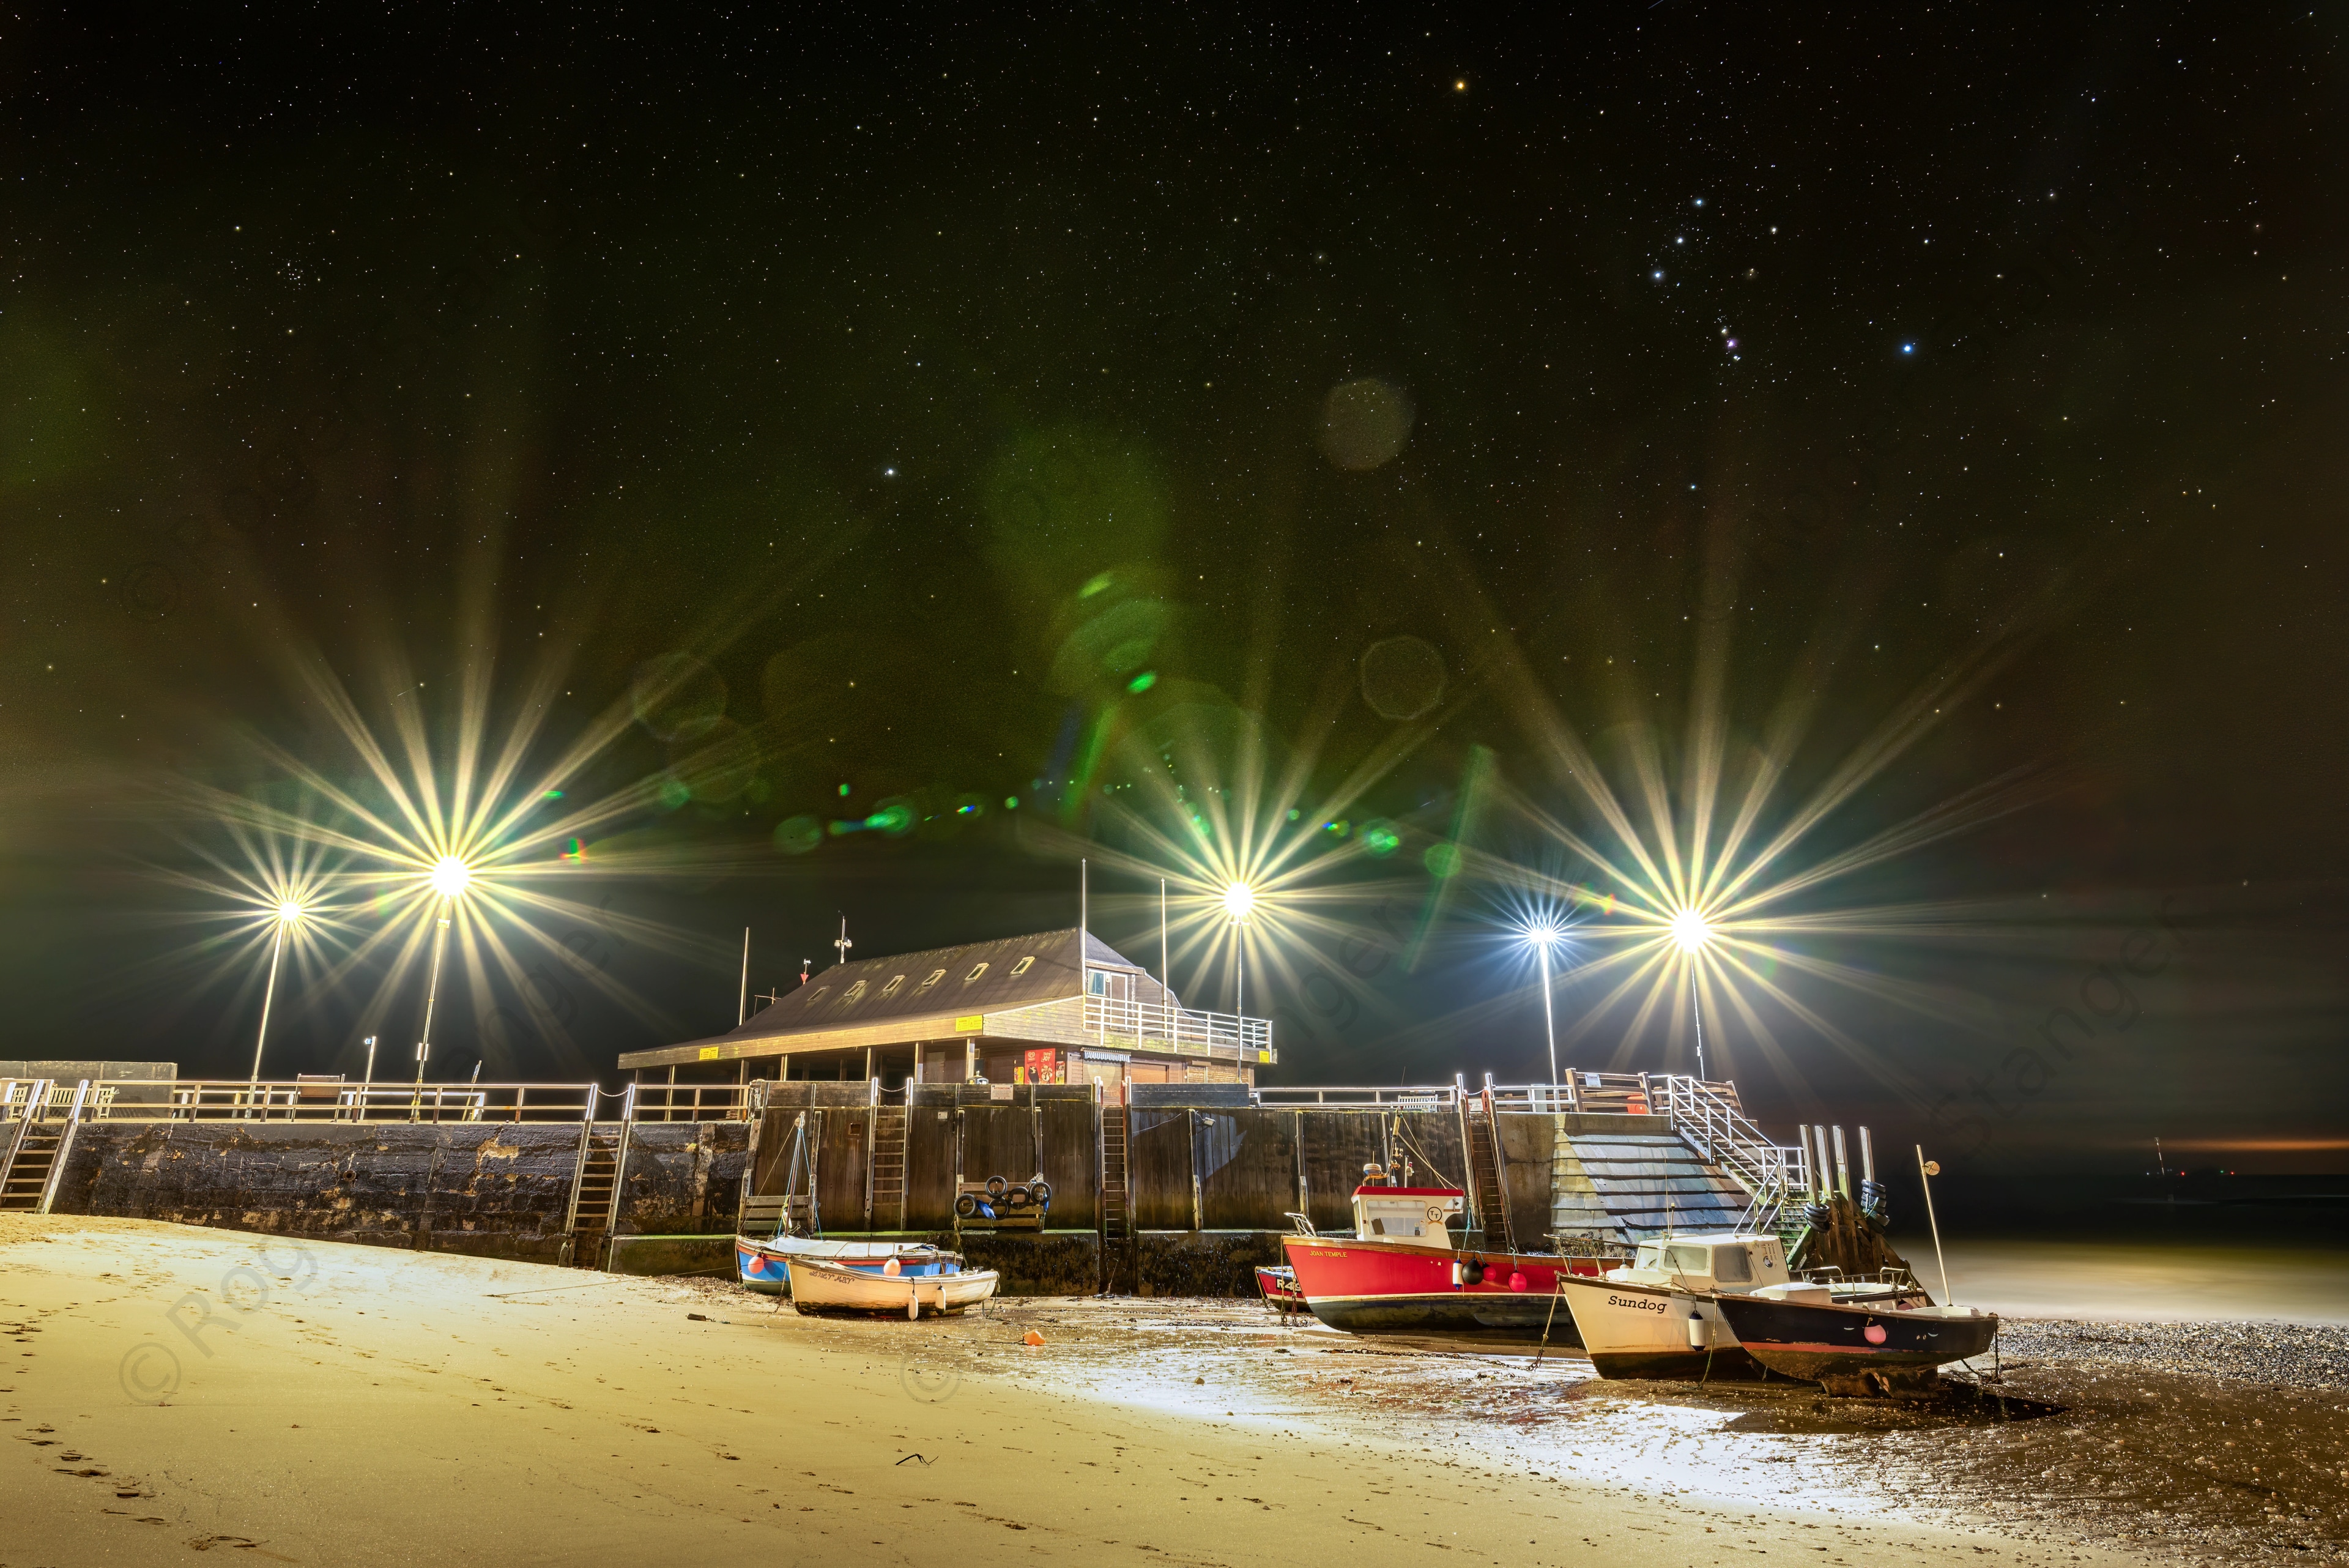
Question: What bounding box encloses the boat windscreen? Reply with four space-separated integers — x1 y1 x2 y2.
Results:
1712 1244 1753 1283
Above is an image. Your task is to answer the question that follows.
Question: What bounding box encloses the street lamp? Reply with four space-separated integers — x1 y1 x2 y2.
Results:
1521 922 1563 1092
1669 905 1716 1080
1222 882 1256 1017
414 855 475 1112
245 901 307 1105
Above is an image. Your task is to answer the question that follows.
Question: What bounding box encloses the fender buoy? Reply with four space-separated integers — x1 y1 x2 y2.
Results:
1864 1321 1888 1345
1508 1271 1529 1292
1460 1258 1486 1286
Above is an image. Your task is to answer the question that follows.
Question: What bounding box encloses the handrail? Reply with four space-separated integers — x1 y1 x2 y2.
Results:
1645 1072 1810 1232
1253 1084 1458 1107
92 1079 602 1124
1079 995 1274 1063
626 1083 753 1122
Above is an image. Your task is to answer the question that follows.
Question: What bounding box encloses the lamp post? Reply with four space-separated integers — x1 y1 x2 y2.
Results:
1523 924 1561 1091
245 901 305 1111
412 855 473 1119
1670 905 1716 1082
1221 882 1256 1018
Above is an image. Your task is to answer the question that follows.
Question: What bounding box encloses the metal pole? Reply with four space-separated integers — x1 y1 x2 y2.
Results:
1080 858 1088 941
414 913 450 1118
738 927 751 1026
1691 984 1706 1082
246 920 288 1102
1538 940 1558 1093
1916 1145 1954 1306
1234 917 1245 1019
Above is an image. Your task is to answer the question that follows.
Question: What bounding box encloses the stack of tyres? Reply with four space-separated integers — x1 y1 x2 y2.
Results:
954 1175 1054 1224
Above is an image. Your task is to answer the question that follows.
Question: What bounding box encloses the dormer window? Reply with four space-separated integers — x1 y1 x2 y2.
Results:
1009 956 1034 976
963 962 989 983
880 974 906 997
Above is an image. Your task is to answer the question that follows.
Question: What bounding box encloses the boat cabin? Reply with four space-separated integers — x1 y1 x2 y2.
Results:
1349 1183 1465 1249
1606 1232 1787 1291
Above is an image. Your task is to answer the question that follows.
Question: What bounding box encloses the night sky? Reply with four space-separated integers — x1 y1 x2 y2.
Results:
4 7 2344 1182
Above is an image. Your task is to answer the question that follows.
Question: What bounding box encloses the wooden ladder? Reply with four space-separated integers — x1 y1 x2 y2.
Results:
1099 1097 1130 1290
867 1104 907 1232
1464 1092 1516 1254
563 1123 627 1268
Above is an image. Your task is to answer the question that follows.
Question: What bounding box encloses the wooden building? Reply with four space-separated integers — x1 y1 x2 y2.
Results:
617 927 1275 1090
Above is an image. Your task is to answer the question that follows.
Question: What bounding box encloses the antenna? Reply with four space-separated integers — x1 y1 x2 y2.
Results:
1080 858 1089 942
1160 877 1171 1007
738 927 751 1026
833 915 852 968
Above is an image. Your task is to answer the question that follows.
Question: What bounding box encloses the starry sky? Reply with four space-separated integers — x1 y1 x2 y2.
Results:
2 6 2344 1180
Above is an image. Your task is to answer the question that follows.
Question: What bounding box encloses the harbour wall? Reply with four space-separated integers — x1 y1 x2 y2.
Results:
40 1081 1759 1293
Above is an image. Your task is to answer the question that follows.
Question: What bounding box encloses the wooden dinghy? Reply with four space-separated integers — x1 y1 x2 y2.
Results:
785 1254 1000 1320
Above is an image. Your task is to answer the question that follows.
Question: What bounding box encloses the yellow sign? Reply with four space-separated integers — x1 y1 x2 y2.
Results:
955 1015 984 1033
1256 1050 1274 1063
697 1046 720 1061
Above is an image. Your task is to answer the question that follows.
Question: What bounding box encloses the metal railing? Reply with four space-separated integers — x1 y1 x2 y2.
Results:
1253 1083 1460 1108
628 1082 752 1122
63 1079 604 1124
1646 1072 1811 1232
1079 995 1274 1063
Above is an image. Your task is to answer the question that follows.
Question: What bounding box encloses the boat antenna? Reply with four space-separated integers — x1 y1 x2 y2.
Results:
1916 1145 1954 1306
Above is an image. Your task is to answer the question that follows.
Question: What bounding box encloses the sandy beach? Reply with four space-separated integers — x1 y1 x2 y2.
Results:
2 1216 2323 1568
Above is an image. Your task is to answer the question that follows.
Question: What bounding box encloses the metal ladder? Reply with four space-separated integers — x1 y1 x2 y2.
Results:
1463 1083 1516 1254
0 1080 64 1213
867 1102 907 1231
1099 1094 1130 1290
563 1117 628 1268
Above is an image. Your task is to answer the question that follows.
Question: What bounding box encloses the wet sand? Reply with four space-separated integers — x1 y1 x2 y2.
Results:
0 1216 2290 1568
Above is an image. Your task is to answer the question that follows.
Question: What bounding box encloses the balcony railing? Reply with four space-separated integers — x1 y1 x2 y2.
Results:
1078 995 1274 1063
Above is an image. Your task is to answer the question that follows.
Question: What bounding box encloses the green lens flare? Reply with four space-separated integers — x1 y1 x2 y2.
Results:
1422 841 1462 879
1126 671 1157 694
1361 820 1401 856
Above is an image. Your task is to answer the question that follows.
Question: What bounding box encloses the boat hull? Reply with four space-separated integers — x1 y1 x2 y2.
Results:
1554 1274 1768 1379
785 1256 999 1318
735 1236 948 1296
1278 1235 1606 1338
1254 1265 1308 1314
1715 1297 1998 1385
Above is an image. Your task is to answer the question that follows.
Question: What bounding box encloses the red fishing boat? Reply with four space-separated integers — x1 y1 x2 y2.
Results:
1277 1171 1616 1337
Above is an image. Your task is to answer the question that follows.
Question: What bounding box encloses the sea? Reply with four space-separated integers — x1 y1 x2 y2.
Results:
1890 1172 2349 1324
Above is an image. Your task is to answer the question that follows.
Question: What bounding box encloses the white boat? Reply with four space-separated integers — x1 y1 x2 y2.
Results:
1556 1232 1928 1380
735 1234 949 1295
785 1254 1000 1320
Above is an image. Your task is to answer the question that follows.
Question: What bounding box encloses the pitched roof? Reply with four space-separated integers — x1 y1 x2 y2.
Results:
690 927 1161 1049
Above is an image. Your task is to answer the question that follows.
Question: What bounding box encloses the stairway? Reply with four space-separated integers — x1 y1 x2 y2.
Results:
867 1104 907 1232
563 1123 627 1268
0 1122 65 1212
1462 1093 1516 1253
1099 1098 1130 1291
0 1080 65 1214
